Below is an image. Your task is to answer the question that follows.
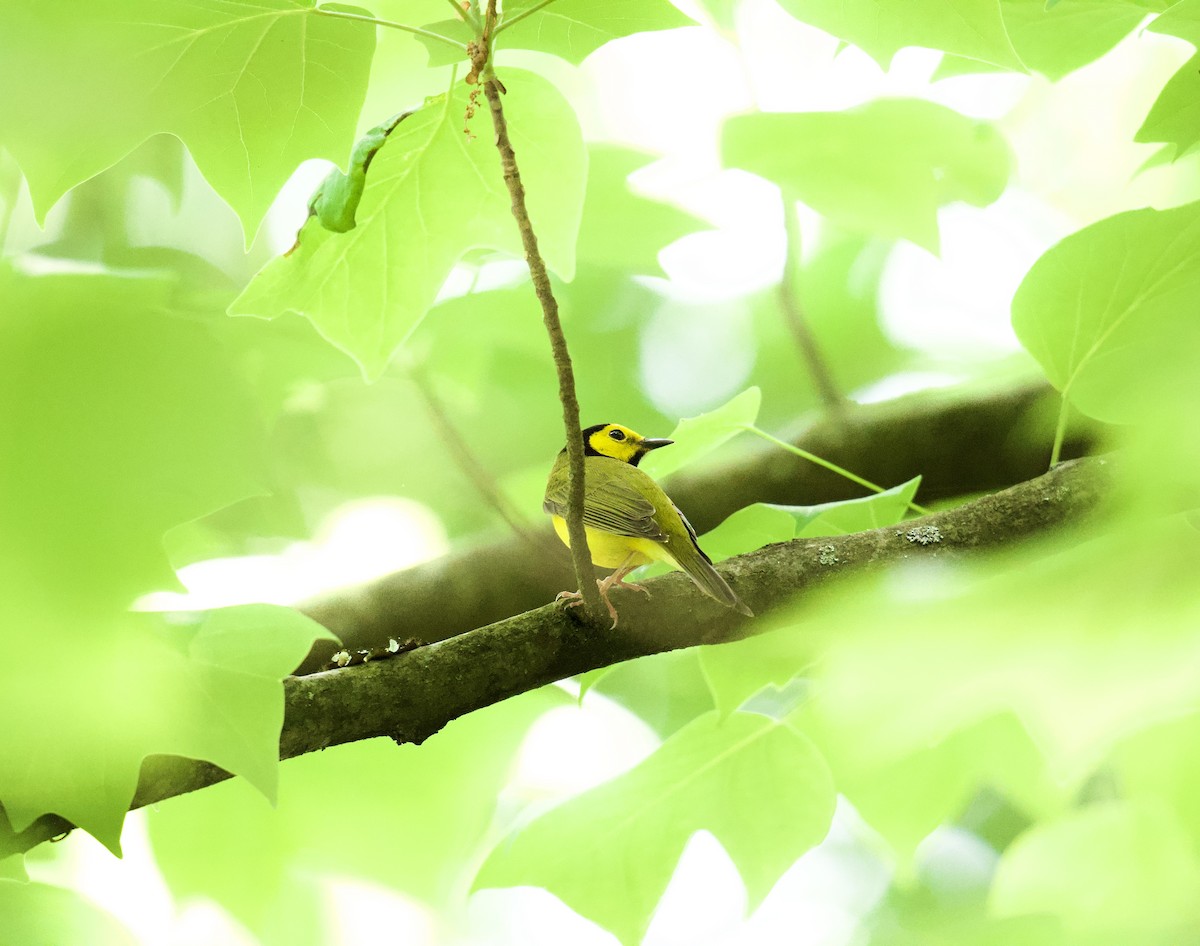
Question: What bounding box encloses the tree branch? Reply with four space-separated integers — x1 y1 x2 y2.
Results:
1 455 1114 859
295 380 1099 671
476 5 602 618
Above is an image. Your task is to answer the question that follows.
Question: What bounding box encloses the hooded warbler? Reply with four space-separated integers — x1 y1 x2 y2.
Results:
544 423 753 626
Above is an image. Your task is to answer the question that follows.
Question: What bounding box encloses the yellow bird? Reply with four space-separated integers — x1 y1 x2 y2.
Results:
544 423 753 626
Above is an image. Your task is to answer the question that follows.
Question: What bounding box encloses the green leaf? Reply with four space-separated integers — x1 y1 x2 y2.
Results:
695 0 740 31
790 476 923 537
1011 200 1200 423
1113 712 1200 855
475 711 835 945
230 70 586 380
0 266 329 853
700 477 922 563
752 232 908 427
699 627 814 717
990 801 1200 940
697 480 919 716
639 387 761 480
700 504 798 564
0 605 332 854
0 0 376 241
0 880 138 946
0 265 265 608
1136 2 1200 157
586 649 716 738
810 710 1054 862
0 855 27 883
576 146 706 276
804 516 1200 792
414 19 475 68
722 101 1012 253
999 0 1150 80
774 0 1024 70
499 0 697 64
149 689 563 932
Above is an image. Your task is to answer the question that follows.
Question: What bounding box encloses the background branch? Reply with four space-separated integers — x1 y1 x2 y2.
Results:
1 455 1114 859
779 192 843 412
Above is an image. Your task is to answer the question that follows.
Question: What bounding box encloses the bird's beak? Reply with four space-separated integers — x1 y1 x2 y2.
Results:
641 438 674 451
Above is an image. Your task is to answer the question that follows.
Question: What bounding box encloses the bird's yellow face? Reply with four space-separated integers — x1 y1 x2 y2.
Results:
582 423 673 467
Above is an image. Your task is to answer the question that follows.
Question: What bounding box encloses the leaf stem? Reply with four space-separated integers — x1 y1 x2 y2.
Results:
1049 395 1069 468
779 193 844 413
313 6 469 51
480 0 602 618
744 425 932 516
495 0 560 34
445 0 480 29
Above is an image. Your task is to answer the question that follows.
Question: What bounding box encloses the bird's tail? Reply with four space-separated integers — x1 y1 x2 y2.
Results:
672 541 754 616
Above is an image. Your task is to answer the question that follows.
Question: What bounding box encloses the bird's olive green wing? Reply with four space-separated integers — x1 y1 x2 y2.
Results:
543 461 667 541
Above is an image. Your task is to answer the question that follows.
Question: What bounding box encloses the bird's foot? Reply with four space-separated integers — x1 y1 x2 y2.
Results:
555 581 621 628
604 575 651 598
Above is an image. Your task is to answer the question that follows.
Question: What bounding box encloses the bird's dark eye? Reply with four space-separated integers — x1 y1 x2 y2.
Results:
609 429 626 442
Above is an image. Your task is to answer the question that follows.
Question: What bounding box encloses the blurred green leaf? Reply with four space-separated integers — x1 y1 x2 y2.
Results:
699 627 813 717
695 0 740 31
499 0 696 63
990 801 1200 942
475 710 835 945
0 265 265 608
148 688 563 937
723 101 1012 253
1112 712 1200 856
1012 200 1200 423
936 0 1152 81
0 605 333 854
1137 0 1200 156
414 19 475 67
0 265 330 852
804 515 1200 792
0 856 26 883
753 232 907 425
0 0 376 240
0 879 137 946
640 387 761 480
587 649 716 738
773 0 1024 69
230 71 586 379
813 711 1055 862
697 480 919 716
865 888 1067 946
576 146 706 276
1000 0 1151 79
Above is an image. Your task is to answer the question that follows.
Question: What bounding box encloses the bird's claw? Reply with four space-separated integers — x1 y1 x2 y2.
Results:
555 581 621 628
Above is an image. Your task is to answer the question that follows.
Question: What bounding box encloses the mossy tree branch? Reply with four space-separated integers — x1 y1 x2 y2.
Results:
1 455 1114 859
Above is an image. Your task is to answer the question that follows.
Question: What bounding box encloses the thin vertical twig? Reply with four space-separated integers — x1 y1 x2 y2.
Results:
476 1 602 617
412 368 561 558
779 193 844 413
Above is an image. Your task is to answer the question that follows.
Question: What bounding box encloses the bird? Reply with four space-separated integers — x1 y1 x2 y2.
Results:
543 423 753 627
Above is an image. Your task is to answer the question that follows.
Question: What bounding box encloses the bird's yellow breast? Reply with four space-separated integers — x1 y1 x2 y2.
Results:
551 515 675 570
